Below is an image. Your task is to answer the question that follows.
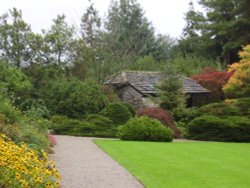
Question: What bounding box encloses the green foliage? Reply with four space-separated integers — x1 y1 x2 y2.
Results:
0 98 50 150
0 8 32 67
158 65 185 111
181 0 250 65
84 114 113 128
170 56 221 76
44 78 109 118
172 107 199 125
187 115 250 142
51 114 118 138
42 14 75 67
226 98 250 117
104 0 155 65
198 102 241 117
0 61 32 106
0 98 23 124
119 116 173 142
100 103 132 125
121 102 135 117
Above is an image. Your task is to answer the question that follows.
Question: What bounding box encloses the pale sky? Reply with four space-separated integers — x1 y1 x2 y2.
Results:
0 0 201 38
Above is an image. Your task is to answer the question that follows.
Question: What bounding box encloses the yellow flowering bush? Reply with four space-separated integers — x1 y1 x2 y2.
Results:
0 134 60 188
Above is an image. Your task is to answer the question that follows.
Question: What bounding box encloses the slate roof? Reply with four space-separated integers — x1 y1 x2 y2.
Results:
104 71 210 95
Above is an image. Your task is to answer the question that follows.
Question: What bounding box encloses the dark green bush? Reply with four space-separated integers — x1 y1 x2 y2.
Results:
51 115 81 135
121 102 135 117
187 115 250 142
119 116 173 142
84 114 113 129
227 116 250 142
0 98 23 124
198 102 240 117
51 115 118 138
100 103 132 125
173 107 199 123
228 98 250 117
44 78 109 118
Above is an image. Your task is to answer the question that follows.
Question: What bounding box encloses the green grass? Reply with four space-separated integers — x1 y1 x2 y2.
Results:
95 140 250 188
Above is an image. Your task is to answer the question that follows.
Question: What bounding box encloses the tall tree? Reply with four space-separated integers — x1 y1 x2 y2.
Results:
80 1 104 81
181 0 250 65
43 15 75 67
105 0 155 66
0 8 32 67
81 0 101 49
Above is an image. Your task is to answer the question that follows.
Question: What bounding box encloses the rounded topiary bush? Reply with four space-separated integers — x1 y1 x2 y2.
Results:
187 115 250 142
136 107 181 138
119 116 173 142
198 102 240 117
100 103 132 125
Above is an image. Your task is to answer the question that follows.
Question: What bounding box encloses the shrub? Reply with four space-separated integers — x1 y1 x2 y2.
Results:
225 98 250 117
191 70 233 101
0 99 50 151
51 115 118 138
122 102 136 117
187 115 250 142
223 44 250 98
44 78 109 118
0 98 23 124
51 115 82 135
198 102 240 117
172 107 199 124
158 65 185 111
100 103 132 125
119 116 173 142
136 107 181 138
0 134 60 188
84 114 113 129
187 115 233 141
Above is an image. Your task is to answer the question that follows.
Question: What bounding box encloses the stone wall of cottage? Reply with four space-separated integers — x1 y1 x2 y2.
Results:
118 85 143 108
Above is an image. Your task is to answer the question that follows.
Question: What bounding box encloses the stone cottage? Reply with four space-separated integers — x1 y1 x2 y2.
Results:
104 71 210 108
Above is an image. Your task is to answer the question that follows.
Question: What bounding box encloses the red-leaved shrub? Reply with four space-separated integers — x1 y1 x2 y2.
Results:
191 68 233 100
136 108 181 138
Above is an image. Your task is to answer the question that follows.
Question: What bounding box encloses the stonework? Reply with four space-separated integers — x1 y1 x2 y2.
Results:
117 85 143 108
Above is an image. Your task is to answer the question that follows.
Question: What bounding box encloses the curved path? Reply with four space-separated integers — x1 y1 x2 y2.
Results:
50 135 144 188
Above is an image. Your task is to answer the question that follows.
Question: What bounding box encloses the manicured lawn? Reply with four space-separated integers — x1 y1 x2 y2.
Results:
95 140 250 188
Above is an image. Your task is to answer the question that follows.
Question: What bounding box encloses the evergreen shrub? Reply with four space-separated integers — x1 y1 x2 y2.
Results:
198 102 240 117
119 116 173 142
136 107 181 138
121 102 136 117
187 115 250 142
100 103 132 125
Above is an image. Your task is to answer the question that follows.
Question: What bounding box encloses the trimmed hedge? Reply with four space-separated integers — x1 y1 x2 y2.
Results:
119 116 173 142
187 115 250 142
100 103 132 125
136 107 181 138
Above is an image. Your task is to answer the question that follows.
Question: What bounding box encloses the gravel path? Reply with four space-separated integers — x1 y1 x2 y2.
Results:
50 135 144 188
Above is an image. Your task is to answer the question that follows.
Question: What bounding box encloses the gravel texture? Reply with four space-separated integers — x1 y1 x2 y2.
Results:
50 135 144 188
